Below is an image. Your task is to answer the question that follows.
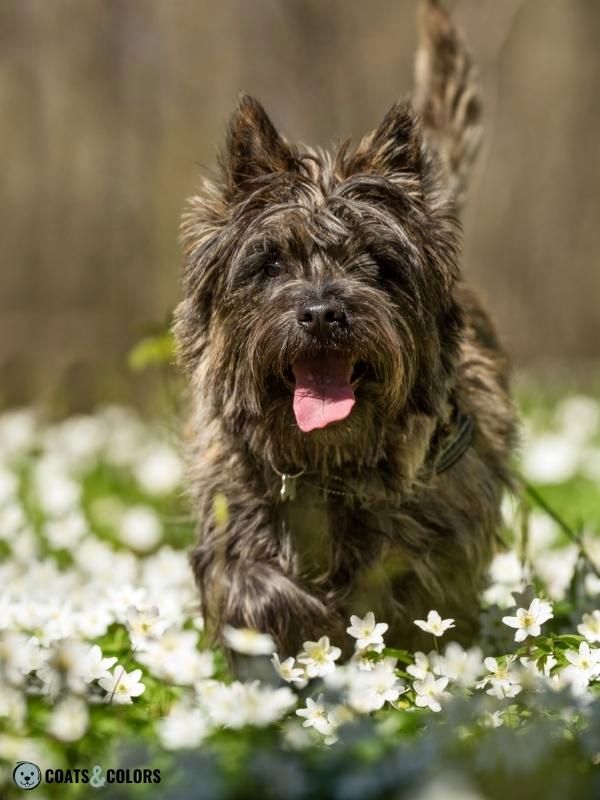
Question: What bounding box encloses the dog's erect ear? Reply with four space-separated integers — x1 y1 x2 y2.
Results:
351 99 424 176
223 94 295 191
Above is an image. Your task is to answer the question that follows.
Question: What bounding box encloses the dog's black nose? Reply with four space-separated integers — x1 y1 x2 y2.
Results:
296 302 346 336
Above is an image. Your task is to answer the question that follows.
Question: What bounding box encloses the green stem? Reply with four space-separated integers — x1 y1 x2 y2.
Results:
518 476 600 578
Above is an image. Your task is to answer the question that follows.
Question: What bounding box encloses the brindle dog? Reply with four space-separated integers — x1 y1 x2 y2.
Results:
175 0 517 658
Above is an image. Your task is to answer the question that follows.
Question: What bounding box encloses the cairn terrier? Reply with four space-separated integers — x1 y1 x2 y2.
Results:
175 0 517 658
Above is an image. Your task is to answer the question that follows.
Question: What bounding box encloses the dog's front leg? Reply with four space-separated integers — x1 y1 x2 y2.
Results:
190 498 337 661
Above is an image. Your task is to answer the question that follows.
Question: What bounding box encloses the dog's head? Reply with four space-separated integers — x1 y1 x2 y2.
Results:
176 95 463 470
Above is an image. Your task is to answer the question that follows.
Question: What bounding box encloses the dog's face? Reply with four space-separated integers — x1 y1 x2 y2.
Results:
13 762 42 790
176 96 463 470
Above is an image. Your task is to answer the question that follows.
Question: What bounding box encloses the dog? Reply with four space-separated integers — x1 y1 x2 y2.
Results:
175 0 517 659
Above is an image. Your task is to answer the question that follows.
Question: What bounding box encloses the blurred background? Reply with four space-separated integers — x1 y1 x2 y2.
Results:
1 0 599 411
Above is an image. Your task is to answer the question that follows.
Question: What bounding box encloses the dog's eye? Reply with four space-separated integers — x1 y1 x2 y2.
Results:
370 251 398 278
264 258 284 278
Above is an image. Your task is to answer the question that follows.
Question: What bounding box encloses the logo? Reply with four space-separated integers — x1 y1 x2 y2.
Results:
12 761 161 790
13 762 42 791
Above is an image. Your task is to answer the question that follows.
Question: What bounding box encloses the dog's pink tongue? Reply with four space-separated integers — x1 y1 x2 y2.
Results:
292 355 355 432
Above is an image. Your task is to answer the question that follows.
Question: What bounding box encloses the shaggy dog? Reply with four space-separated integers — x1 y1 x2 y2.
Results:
175 0 517 658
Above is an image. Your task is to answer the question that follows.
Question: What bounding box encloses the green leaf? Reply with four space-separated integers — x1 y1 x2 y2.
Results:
128 332 175 371
382 648 413 664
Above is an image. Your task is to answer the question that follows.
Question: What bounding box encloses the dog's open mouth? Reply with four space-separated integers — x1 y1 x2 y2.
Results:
288 354 366 433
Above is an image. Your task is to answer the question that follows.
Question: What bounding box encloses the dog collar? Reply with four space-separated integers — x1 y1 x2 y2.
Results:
275 406 474 502
433 407 474 474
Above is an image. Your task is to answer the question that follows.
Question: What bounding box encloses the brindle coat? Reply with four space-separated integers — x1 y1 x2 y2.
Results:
175 0 517 657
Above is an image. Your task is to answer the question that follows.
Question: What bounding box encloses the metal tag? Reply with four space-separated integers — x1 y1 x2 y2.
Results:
280 474 297 501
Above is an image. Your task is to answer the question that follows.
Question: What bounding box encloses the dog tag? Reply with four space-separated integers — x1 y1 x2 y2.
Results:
280 474 297 502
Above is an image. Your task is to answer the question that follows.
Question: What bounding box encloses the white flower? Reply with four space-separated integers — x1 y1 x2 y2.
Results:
125 605 167 649
0 633 45 685
47 697 89 742
73 539 136 588
521 433 579 485
194 679 221 712
157 702 210 749
476 656 522 699
482 709 504 729
138 628 213 685
414 610 455 637
563 641 600 682
555 395 599 444
350 647 383 671
141 546 191 590
0 501 28 542
82 645 117 684
99 667 145 704
296 695 336 737
346 612 388 650
119 506 162 552
35 603 77 647
109 586 148 622
38 640 92 695
33 459 81 517
578 610 600 643
100 406 146 468
437 643 484 688
527 512 559 555
406 651 435 681
21 637 47 675
585 572 600 598
324 705 354 744
0 408 36 458
532 546 578 601
348 659 406 713
75 605 114 639
0 685 26 726
518 655 557 691
547 666 590 698
297 636 341 678
43 415 105 471
322 663 354 691
272 654 306 687
502 598 553 642
281 720 315 750
483 551 528 607
134 444 183 496
412 673 449 713
44 512 89 550
222 626 276 656
240 683 296 727
205 681 295 728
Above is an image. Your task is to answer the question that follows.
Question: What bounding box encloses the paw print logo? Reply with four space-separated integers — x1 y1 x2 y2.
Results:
13 762 42 791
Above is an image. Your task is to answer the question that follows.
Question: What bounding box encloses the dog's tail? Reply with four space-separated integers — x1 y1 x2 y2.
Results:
413 0 482 212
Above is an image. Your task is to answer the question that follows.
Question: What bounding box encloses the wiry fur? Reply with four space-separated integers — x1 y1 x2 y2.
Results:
175 0 517 658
